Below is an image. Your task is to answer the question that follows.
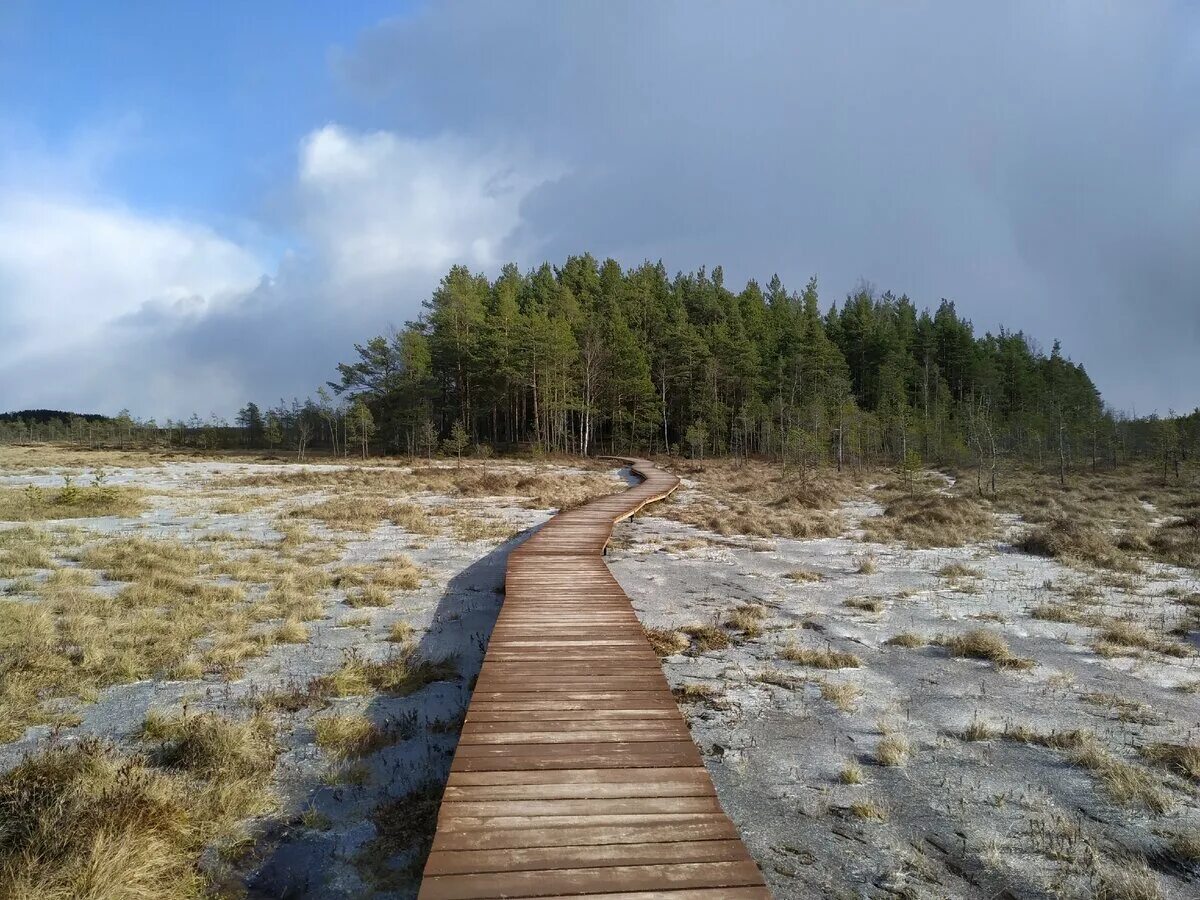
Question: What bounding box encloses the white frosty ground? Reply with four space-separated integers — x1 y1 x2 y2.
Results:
608 477 1199 900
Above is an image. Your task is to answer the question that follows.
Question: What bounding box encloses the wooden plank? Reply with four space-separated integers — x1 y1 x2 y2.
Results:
416 459 767 898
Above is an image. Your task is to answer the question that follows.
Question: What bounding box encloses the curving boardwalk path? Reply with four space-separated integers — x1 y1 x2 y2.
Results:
417 459 769 899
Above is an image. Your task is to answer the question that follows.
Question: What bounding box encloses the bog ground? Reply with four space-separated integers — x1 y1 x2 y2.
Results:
0 446 1197 899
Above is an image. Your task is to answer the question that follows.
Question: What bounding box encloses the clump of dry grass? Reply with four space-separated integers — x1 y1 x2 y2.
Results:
723 605 767 637
387 502 440 536
273 618 310 643
875 734 911 767
314 713 394 759
1093 620 1190 659
944 628 1035 670
644 626 689 657
0 732 276 898
387 621 415 643
884 632 925 648
333 556 425 592
1169 829 1200 861
780 644 860 669
843 596 884 613
862 492 995 548
672 682 722 705
1017 518 1138 571
681 623 731 652
1139 742 1200 781
937 562 983 579
1093 861 1164 900
358 780 443 887
347 584 393 608
0 526 54 577
849 799 887 820
0 482 144 522
141 710 278 780
1070 738 1171 813
784 568 823 583
821 681 862 712
854 554 878 574
313 647 458 698
839 762 864 784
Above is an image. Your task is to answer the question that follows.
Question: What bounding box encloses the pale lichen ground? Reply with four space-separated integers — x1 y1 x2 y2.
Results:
0 451 621 898
609 475 1200 900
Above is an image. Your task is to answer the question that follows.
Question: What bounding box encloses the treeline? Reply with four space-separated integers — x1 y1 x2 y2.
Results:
3 255 1197 478
324 256 1197 475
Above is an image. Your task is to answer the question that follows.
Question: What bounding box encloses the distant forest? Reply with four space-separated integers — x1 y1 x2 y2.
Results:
3 256 1197 478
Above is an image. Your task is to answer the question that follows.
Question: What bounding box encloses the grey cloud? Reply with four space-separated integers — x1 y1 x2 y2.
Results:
336 0 1200 412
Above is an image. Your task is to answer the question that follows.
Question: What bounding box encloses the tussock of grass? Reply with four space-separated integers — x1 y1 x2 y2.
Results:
672 682 721 704
839 762 864 784
780 644 860 669
314 713 393 759
0 483 144 521
723 605 767 637
680 623 731 652
1094 862 1164 900
387 621 415 643
140 711 278 779
358 781 443 887
884 632 925 648
644 626 689 657
784 569 823 583
854 554 878 574
849 799 887 820
347 584 392 608
0 734 276 898
862 492 995 548
273 618 310 643
843 596 884 613
1093 621 1189 659
821 681 862 712
1070 737 1171 813
937 562 983 579
875 734 910 767
333 556 425 592
1170 829 1200 861
313 647 458 698
0 526 54 577
944 628 1035 670
1017 518 1138 571
1139 742 1200 781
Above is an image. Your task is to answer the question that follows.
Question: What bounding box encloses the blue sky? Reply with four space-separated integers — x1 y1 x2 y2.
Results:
1 2 1198 419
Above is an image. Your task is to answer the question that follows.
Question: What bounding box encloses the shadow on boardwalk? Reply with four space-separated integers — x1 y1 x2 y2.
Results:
248 527 540 899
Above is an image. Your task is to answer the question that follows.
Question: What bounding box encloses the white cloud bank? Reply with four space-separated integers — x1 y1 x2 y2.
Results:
0 125 558 417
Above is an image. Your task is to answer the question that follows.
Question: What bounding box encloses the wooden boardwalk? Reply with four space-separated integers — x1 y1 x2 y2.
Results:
417 459 770 899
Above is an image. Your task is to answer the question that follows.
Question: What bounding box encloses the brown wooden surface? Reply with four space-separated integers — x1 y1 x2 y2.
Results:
417 459 768 899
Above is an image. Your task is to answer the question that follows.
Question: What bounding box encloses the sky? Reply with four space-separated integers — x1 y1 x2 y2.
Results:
1 1 1198 420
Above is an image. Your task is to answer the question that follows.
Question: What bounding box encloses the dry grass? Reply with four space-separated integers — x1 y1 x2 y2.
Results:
0 728 277 899
884 632 925 648
1070 737 1172 813
643 626 689 657
672 682 721 704
0 526 54 577
273 618 310 644
780 643 860 669
1139 742 1200 781
659 459 863 539
854 554 878 574
723 605 767 637
839 762 864 784
357 781 443 888
312 647 458 698
784 568 823 583
1018 518 1138 571
313 713 394 759
1094 862 1164 900
387 621 415 643
849 799 887 820
937 562 982 579
0 483 144 521
862 491 995 548
944 628 1035 670
347 584 393 608
681 623 731 652
1169 829 1200 861
843 596 884 613
1092 620 1190 659
875 733 911 767
820 681 862 712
